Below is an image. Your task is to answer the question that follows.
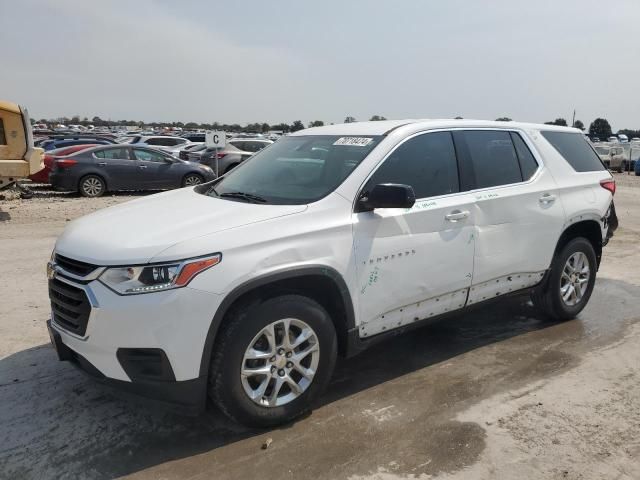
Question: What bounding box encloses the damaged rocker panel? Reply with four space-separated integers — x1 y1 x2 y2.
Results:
359 270 546 338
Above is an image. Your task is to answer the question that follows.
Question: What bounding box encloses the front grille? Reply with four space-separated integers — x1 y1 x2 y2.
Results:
55 254 98 277
49 278 91 336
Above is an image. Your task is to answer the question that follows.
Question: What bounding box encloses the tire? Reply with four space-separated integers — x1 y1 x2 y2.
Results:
79 174 106 197
531 237 597 321
209 294 337 428
224 163 239 174
182 173 204 187
618 162 626 173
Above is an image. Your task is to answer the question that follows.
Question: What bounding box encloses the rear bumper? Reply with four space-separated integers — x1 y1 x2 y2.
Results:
49 171 77 191
47 320 208 415
604 201 618 246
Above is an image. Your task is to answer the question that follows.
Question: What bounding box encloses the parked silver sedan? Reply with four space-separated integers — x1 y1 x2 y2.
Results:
188 143 256 175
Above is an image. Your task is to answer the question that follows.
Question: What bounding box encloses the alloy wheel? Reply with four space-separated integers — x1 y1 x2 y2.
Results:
560 251 590 306
82 177 103 197
240 318 320 407
184 175 202 186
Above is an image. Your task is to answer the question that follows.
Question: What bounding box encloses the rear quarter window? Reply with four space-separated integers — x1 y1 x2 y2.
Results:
541 131 605 172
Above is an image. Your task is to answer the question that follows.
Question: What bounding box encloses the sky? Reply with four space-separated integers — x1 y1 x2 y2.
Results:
2 0 640 130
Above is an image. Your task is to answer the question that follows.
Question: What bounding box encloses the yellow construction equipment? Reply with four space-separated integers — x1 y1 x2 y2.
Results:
0 100 43 189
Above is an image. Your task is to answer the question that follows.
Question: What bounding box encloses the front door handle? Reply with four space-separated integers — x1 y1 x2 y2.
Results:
539 193 556 205
97 162 107 167
445 210 470 222
138 165 147 169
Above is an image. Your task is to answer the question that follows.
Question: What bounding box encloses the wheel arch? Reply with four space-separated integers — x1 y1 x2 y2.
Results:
198 265 356 378
553 219 603 268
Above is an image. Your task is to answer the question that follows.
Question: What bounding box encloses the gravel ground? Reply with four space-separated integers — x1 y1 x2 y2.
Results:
1 180 639 480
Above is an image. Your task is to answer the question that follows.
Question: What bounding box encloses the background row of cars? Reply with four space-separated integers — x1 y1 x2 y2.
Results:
29 132 274 196
590 138 640 174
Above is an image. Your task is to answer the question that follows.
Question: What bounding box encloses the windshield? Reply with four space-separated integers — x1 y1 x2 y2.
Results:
595 146 609 155
204 135 382 204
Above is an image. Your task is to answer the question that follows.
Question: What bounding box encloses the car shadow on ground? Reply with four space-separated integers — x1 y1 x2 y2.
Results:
0 278 637 479
24 185 162 199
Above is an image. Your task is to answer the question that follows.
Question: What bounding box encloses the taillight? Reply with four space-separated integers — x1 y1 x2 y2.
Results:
54 158 78 168
216 152 227 159
600 179 616 195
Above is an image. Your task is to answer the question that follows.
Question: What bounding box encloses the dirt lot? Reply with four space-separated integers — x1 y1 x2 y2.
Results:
1 176 640 480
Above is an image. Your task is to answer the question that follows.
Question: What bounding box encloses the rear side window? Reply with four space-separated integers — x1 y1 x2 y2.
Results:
133 148 168 163
541 131 605 172
0 118 6 145
510 132 539 180
460 131 522 188
366 131 459 199
95 148 130 160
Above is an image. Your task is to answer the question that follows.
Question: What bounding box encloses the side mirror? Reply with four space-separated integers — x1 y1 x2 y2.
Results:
358 183 416 211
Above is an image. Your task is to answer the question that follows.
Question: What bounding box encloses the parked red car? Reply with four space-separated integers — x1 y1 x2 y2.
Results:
28 144 97 183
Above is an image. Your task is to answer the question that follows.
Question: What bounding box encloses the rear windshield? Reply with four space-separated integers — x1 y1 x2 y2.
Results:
541 131 605 172
203 135 382 205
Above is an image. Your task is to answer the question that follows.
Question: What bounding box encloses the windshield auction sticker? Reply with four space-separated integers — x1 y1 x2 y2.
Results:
333 137 374 146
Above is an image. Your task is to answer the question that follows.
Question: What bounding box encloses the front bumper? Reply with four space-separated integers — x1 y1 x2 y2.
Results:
48 320 207 414
48 273 223 414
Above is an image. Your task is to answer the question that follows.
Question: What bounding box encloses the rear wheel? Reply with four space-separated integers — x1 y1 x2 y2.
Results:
79 175 106 197
182 173 203 187
209 294 337 427
532 237 597 321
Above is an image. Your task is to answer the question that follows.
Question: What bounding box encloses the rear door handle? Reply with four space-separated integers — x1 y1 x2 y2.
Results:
445 210 470 222
539 193 556 205
138 165 147 169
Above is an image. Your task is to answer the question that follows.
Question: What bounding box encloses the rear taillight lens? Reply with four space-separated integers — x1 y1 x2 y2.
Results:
600 179 616 195
54 158 78 168
216 152 227 159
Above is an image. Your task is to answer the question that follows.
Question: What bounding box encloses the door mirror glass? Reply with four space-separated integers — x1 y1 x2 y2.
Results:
359 183 416 211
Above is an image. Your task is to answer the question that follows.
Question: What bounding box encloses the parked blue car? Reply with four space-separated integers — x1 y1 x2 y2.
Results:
39 136 116 151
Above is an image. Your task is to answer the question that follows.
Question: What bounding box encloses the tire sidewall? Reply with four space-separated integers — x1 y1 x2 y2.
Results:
212 295 337 427
79 175 105 197
549 237 597 318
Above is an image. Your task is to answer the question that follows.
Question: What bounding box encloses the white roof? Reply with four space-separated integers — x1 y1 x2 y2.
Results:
291 119 581 136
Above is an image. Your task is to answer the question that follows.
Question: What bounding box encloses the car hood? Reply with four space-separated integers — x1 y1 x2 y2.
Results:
55 188 307 265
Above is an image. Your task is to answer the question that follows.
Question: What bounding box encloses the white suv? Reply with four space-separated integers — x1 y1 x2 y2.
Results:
47 120 618 426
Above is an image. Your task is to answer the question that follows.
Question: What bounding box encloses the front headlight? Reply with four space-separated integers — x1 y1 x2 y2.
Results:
99 254 221 295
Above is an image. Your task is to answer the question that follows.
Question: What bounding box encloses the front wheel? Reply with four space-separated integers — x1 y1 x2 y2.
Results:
209 295 337 427
532 237 597 321
182 173 203 187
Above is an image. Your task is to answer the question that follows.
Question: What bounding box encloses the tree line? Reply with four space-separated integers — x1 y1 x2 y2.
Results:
494 116 638 139
34 113 637 139
33 115 387 133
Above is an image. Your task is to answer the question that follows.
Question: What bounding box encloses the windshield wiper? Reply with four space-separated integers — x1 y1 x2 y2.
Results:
219 191 267 203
